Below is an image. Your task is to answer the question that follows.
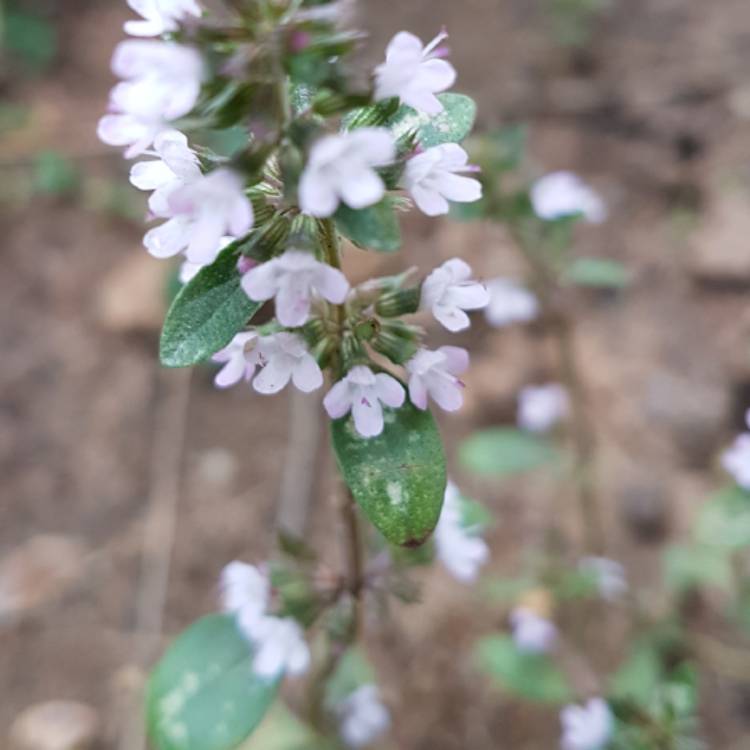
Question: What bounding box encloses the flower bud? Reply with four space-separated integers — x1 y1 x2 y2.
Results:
375 285 421 318
240 213 292 261
344 97 400 129
340 332 366 371
371 320 421 364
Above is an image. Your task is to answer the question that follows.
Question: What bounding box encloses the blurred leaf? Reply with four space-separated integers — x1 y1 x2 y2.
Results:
335 198 401 252
663 544 733 594
610 639 664 704
481 576 536 604
475 635 572 703
160 239 260 368
459 427 559 477
330 402 446 547
147 615 280 750
695 485 750 550
5 8 57 71
324 648 375 708
390 93 477 148
563 258 632 289
239 703 331 750
461 496 493 532
0 102 30 133
32 151 79 196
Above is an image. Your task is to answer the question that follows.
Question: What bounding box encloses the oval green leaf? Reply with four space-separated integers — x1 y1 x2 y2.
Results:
160 241 261 368
459 427 559 477
390 93 477 148
330 401 446 546
335 198 401 253
474 635 571 704
147 614 280 750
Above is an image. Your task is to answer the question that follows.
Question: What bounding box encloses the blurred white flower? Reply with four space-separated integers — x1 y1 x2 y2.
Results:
298 129 396 217
517 383 568 433
241 250 350 328
404 144 481 216
220 561 310 680
337 685 391 748
530 171 606 224
324 366 405 438
578 557 627 602
560 698 614 750
97 40 203 157
252 333 323 395
722 410 750 489
484 278 539 328
374 30 456 114
421 258 489 332
211 332 261 389
510 607 557 654
125 0 202 37
406 346 468 412
435 481 489 583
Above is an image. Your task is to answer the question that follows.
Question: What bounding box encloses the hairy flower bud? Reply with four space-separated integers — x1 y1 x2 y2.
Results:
375 285 421 318
240 213 292 261
371 320 421 364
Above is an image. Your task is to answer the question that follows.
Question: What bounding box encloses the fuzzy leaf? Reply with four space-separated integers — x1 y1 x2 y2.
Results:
146 614 280 750
459 427 559 477
330 401 446 546
389 93 477 148
160 241 261 368
335 198 401 252
475 635 572 703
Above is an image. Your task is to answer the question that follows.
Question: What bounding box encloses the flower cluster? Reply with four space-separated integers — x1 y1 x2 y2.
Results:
517 383 569 433
336 685 391 748
560 698 614 750
722 409 750 489
510 606 558 654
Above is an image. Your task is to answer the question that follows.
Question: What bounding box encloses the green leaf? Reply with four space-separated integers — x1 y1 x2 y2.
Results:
335 198 401 252
32 151 79 195
475 635 572 703
5 9 58 71
239 704 332 750
563 258 632 289
324 648 376 708
695 485 750 550
160 240 261 368
147 614 280 750
610 640 664 704
663 544 733 594
389 93 477 148
330 401 446 546
459 427 559 477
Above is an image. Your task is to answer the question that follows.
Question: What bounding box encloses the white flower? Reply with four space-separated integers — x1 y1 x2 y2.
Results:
97 40 203 157
211 332 260 389
298 128 396 217
434 482 489 583
406 346 468 412
517 383 568 433
421 258 489 332
241 250 349 328
125 0 202 37
403 144 481 216
722 410 750 489
323 366 405 438
560 698 614 750
144 169 253 264
337 685 391 748
129 129 201 214
220 562 310 680
578 557 627 602
484 278 539 328
530 171 607 224
252 333 323 395
247 616 311 679
374 30 456 115
510 607 557 654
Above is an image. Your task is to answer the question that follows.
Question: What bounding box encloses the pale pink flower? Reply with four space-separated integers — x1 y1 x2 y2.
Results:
722 410 750 489
324 366 405 438
178 236 237 284
578 557 627 602
144 169 253 264
406 346 468 412
484 278 539 328
211 332 260 389
517 383 568 433
337 685 391 748
421 258 489 332
435 481 489 583
560 698 614 750
252 333 323 395
530 171 607 224
125 0 202 37
404 144 481 216
374 30 456 115
510 607 558 654
298 129 395 217
241 250 349 328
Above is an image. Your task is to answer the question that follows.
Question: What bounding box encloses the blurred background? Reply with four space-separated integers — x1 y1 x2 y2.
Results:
3 0 750 748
